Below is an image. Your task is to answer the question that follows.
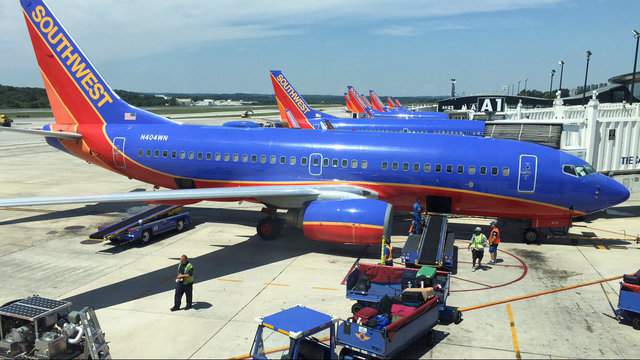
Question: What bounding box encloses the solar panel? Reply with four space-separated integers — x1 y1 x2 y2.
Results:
20 297 68 310
0 303 49 319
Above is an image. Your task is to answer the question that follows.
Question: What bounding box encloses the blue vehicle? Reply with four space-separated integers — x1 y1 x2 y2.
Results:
250 303 440 360
401 214 458 273
616 282 640 330
90 205 190 243
344 263 458 324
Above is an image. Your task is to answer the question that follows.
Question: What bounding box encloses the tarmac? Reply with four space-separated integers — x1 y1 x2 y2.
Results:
1 114 639 359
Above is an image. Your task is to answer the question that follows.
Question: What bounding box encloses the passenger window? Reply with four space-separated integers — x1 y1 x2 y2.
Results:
446 165 452 174
382 161 388 170
146 149 152 157
197 152 203 160
154 150 160 158
332 159 339 168
413 163 420 172
435 164 442 173
392 162 399 171
179 151 186 160
351 160 358 169
280 156 286 165
480 166 487 175
214 152 221 161
224 153 230 161
301 157 308 166
270 155 276 164
491 167 498 176
502 167 510 176
341 159 348 168
206 152 212 160
457 165 464 174
233 153 239 162
402 162 409 171
171 151 177 159
251 154 257 163
468 166 476 175
313 157 320 166
162 150 168 158
188 151 194 160
290 156 297 165
424 163 431 173
562 165 576 176
361 160 368 169
260 155 267 164
138 149 144 157
323 158 329 167
242 154 248 162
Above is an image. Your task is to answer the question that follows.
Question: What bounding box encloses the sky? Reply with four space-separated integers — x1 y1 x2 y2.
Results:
1 0 639 96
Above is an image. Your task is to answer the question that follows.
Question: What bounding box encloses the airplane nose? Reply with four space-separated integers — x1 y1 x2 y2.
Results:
602 177 630 208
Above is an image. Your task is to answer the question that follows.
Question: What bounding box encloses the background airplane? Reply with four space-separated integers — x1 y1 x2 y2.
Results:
0 0 629 245
270 70 485 136
347 87 447 119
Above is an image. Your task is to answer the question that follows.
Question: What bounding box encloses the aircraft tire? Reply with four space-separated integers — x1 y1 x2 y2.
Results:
257 218 281 240
176 220 185 232
523 228 538 244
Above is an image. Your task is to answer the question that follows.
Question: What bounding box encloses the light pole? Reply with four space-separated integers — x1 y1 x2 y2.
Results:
631 30 640 103
549 69 556 95
511 83 515 96
524 78 528 92
517 80 521 95
450 78 456 98
558 60 565 94
583 50 592 101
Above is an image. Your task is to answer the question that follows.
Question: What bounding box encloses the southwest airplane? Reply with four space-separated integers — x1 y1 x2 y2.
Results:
0 0 629 245
369 90 444 119
270 70 485 136
348 87 447 119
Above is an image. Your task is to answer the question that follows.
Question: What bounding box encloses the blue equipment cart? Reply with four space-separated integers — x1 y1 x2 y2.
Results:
344 263 460 324
616 282 640 330
89 205 190 244
251 305 337 360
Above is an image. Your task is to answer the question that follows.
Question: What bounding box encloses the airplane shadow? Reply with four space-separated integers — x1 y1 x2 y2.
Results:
65 233 372 310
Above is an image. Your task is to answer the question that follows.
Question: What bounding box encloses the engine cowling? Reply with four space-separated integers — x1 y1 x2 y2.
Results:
302 199 392 245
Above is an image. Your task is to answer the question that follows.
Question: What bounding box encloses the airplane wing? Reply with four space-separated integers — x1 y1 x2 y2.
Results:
0 126 82 140
0 184 376 208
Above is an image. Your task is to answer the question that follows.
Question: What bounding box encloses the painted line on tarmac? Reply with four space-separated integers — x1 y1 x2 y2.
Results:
458 260 524 268
312 286 339 291
506 304 522 360
459 275 623 313
452 246 529 293
451 276 492 289
265 282 290 287
217 278 243 283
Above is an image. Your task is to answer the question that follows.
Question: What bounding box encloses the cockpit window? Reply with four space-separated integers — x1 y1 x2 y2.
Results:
575 165 596 177
562 165 576 176
563 164 596 177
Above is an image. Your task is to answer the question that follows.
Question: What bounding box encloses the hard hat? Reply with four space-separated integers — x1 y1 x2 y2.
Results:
474 227 482 232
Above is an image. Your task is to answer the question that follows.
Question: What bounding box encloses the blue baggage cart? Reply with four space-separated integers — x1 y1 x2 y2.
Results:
616 282 640 330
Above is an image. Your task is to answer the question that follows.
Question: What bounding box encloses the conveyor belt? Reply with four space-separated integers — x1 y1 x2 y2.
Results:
89 205 177 239
418 215 445 265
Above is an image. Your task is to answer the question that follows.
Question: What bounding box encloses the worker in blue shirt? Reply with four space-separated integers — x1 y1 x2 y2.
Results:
410 198 423 234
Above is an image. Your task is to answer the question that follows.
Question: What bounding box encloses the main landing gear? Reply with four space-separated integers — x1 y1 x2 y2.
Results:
256 208 285 240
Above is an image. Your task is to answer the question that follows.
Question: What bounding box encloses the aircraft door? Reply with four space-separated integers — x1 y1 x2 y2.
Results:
517 154 537 193
308 153 323 176
112 137 126 170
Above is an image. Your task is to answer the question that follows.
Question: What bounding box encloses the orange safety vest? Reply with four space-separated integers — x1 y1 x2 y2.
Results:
489 226 501 245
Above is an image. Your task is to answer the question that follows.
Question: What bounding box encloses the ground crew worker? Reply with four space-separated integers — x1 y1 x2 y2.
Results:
488 221 501 264
382 238 393 266
410 198 423 234
467 227 488 270
171 254 194 311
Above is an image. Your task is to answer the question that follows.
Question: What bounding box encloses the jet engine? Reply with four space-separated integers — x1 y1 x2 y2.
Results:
300 199 392 244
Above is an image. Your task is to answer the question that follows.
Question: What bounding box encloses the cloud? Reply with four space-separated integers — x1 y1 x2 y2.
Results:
372 26 417 37
1 0 565 59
